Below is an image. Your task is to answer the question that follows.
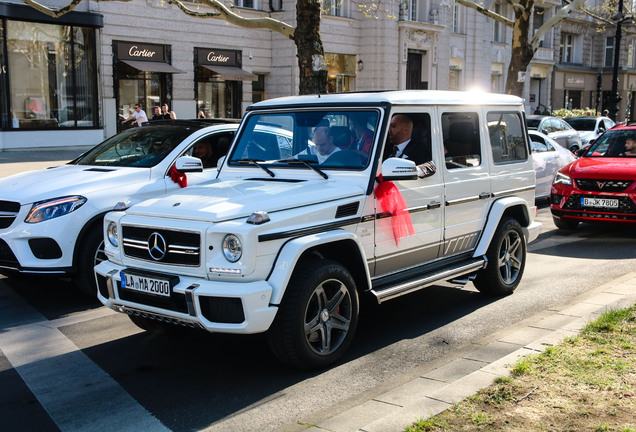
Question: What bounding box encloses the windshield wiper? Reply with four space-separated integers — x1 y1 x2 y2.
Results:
234 159 275 177
277 158 328 179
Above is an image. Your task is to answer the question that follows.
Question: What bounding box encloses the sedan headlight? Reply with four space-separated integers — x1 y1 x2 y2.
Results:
25 196 87 223
107 222 119 247
222 234 242 263
554 172 572 186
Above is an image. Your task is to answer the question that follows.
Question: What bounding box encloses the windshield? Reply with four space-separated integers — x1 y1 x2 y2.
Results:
72 125 194 167
228 110 380 170
565 118 596 131
583 130 636 157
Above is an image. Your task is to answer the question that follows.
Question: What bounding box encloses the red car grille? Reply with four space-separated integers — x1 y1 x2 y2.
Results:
574 178 633 192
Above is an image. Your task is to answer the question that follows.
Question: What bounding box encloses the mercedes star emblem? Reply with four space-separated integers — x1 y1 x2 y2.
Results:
147 232 167 261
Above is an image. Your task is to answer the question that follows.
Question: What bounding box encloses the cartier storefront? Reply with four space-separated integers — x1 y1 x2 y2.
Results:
113 40 184 131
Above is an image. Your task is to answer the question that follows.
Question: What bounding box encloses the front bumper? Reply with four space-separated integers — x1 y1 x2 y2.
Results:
95 260 278 334
550 186 636 223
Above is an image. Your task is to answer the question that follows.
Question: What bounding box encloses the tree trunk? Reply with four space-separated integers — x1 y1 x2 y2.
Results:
294 0 327 95
505 0 535 97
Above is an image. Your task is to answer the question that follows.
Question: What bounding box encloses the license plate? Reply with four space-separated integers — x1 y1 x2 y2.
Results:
120 271 172 297
581 197 619 208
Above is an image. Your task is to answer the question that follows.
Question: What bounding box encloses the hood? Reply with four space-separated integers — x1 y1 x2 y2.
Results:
564 157 636 179
0 165 150 204
127 179 366 222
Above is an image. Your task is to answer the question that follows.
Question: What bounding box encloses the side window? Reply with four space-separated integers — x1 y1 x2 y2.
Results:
488 112 528 164
442 112 481 169
544 141 556 152
383 112 432 165
187 131 235 169
531 141 548 153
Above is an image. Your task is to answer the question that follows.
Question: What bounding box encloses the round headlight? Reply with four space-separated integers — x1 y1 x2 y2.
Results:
222 234 242 263
107 222 119 247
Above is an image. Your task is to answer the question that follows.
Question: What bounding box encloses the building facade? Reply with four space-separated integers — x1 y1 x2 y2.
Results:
0 0 634 150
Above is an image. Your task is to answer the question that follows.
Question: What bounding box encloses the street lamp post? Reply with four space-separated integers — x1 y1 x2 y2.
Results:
608 0 633 122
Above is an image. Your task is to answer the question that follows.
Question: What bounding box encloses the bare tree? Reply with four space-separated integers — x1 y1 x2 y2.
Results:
22 0 327 94
456 0 586 96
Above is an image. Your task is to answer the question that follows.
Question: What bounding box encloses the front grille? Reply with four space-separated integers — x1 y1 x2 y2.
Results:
575 178 633 192
563 194 636 214
0 200 20 229
122 225 200 266
199 296 245 324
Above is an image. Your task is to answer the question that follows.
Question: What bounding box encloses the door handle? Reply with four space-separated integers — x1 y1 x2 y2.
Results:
428 201 441 209
479 192 491 199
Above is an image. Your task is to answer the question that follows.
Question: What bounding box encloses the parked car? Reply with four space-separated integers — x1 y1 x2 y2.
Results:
529 130 576 200
0 120 239 295
95 90 541 369
526 115 582 152
564 116 615 148
550 123 636 229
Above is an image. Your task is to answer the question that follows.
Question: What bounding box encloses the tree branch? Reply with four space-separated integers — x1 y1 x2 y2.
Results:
20 0 295 39
456 0 515 27
531 0 586 50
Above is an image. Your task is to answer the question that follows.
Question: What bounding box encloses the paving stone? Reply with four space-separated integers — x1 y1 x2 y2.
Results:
421 357 488 383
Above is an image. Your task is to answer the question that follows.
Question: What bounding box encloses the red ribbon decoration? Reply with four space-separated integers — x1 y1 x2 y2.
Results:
374 174 414 245
169 165 187 188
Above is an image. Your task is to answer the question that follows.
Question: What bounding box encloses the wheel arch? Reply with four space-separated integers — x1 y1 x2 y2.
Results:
72 211 109 272
473 197 531 257
267 230 371 305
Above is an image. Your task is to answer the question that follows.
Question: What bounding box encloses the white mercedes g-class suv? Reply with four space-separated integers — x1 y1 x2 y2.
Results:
95 91 541 369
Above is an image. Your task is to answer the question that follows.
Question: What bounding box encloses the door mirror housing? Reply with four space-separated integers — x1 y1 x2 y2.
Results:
381 157 418 181
175 156 204 173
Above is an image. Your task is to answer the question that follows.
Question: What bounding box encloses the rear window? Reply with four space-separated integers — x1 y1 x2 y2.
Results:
488 112 528 163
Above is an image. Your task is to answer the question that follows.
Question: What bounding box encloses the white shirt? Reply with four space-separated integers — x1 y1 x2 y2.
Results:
131 109 148 126
296 145 341 163
393 139 411 158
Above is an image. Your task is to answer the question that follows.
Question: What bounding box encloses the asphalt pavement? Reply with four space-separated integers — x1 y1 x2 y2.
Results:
2 149 636 432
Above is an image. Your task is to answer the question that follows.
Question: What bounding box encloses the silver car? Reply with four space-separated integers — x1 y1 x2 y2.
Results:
564 116 616 147
529 130 576 200
526 115 582 152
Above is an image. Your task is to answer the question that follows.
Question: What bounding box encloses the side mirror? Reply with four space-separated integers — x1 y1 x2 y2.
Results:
598 126 605 133
175 156 203 173
216 155 226 168
381 157 418 181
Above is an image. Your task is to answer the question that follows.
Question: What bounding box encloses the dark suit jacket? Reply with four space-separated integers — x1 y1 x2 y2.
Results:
399 138 436 178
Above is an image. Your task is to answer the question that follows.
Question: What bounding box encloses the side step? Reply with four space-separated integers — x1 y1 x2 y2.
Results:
370 258 487 303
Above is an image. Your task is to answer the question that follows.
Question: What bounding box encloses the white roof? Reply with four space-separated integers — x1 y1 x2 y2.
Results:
249 90 523 109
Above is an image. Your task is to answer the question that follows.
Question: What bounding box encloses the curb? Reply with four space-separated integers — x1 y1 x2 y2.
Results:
293 272 636 432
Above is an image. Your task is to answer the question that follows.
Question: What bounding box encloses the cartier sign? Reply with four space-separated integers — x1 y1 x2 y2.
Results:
565 76 585 88
197 48 238 66
117 42 166 62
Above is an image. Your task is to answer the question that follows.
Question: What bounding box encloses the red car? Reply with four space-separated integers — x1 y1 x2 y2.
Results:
550 123 636 229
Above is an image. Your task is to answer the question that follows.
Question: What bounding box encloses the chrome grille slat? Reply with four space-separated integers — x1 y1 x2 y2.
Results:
121 225 200 266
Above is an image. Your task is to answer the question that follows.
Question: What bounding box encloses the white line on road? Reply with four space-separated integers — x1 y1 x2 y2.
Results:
0 283 171 432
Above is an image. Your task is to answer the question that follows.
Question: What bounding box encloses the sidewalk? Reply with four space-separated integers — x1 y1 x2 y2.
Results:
285 272 636 432
0 147 91 178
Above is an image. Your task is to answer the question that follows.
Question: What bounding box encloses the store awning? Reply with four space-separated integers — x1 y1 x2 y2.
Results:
200 65 257 81
120 60 185 74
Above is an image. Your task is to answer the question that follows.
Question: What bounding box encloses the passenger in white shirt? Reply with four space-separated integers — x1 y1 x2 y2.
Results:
122 104 148 127
295 125 341 163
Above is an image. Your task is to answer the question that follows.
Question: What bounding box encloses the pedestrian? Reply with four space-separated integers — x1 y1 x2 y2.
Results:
121 104 148 127
161 103 177 120
152 106 163 120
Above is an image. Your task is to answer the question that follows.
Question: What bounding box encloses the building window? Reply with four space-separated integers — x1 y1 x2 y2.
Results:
409 0 418 21
323 0 348 17
236 0 257 9
560 33 579 63
451 0 463 34
629 40 635 68
605 37 615 68
252 74 265 103
3 20 98 130
533 7 547 48
493 3 504 43
326 53 355 92
491 63 504 92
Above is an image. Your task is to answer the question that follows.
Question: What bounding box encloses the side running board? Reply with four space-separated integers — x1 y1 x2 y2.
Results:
371 257 487 303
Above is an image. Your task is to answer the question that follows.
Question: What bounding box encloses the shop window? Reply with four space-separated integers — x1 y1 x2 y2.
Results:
4 20 98 130
252 74 265 103
326 53 355 93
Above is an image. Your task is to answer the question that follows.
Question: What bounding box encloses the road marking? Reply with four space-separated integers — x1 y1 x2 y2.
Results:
0 284 170 432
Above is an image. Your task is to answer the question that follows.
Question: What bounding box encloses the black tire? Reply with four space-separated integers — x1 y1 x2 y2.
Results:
553 216 579 230
128 314 181 334
267 259 359 369
73 226 106 297
473 217 526 296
